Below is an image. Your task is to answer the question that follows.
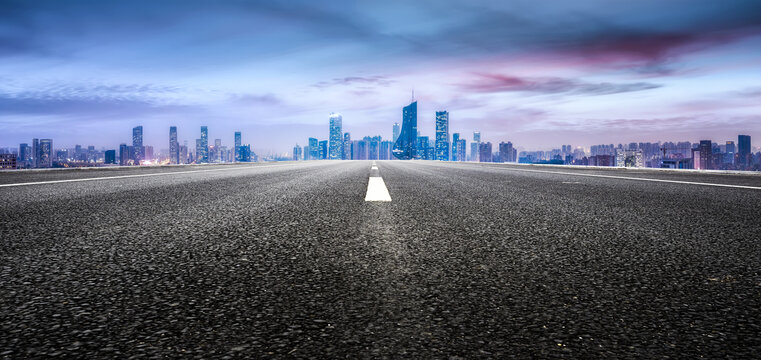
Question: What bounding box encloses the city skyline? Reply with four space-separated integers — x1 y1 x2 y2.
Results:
1 0 760 152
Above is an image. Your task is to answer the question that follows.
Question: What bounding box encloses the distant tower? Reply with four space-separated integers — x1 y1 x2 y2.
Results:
38 139 53 168
329 113 343 160
392 99 418 160
169 126 179 164
132 126 144 163
234 131 242 162
392 123 400 142
199 126 209 163
435 111 450 161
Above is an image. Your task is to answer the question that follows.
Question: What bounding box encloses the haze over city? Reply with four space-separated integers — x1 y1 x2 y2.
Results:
1 0 760 153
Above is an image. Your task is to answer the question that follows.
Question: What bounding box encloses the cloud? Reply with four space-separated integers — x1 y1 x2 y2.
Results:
229 93 281 105
459 74 661 96
312 76 395 89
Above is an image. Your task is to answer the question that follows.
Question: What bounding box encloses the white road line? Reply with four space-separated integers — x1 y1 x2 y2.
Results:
371 166 378 170
496 166 761 190
0 164 298 188
365 177 392 201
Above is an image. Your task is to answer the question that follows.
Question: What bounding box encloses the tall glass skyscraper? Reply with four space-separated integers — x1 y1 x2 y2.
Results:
343 133 351 160
435 111 449 161
329 113 343 160
392 123 400 143
38 139 53 168
308 137 318 160
169 126 179 164
452 133 461 161
234 131 241 162
132 126 143 163
393 100 417 160
199 126 209 163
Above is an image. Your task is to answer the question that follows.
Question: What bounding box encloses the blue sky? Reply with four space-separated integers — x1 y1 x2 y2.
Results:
1 0 760 152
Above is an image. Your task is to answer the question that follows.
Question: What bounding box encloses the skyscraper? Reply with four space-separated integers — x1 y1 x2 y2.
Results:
38 139 53 168
452 133 461 161
456 139 466 161
308 137 318 160
234 131 242 162
119 144 129 165
104 150 116 164
725 141 735 165
479 142 492 163
393 98 417 160
499 142 517 163
169 126 179 164
392 123 400 143
329 113 343 160
32 138 39 168
698 140 713 170
199 126 209 163
738 135 751 168
18 143 31 168
132 126 143 163
293 145 302 160
471 131 481 162
319 140 328 160
343 133 351 160
435 111 450 161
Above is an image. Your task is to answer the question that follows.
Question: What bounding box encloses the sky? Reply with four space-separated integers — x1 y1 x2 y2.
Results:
1 0 760 153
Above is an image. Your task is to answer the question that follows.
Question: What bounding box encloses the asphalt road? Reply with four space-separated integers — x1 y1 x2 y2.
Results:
1 161 760 358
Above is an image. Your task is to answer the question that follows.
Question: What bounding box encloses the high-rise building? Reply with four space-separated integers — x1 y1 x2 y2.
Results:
18 143 31 168
738 135 751 168
356 140 367 160
318 140 328 160
38 139 53 168
392 98 417 160
435 111 449 161
132 126 144 163
471 131 481 162
119 144 129 165
104 150 116 164
32 138 39 168
725 141 735 165
380 140 392 160
169 126 179 164
456 139 466 161
479 142 492 163
343 133 351 160
308 137 319 160
392 123 400 143
234 131 242 161
697 140 713 170
368 136 381 160
499 142 517 163
198 126 209 163
452 133 461 161
329 113 343 160
292 145 302 161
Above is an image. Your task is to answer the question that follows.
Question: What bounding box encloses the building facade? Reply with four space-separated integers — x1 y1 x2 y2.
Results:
435 111 449 161
393 100 418 160
329 113 343 160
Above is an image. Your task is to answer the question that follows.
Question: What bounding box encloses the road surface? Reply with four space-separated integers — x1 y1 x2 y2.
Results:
1 161 760 358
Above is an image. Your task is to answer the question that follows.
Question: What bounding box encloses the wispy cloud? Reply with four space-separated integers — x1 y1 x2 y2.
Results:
459 74 661 96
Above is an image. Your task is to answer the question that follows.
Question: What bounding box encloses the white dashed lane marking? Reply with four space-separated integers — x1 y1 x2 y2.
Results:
365 162 391 201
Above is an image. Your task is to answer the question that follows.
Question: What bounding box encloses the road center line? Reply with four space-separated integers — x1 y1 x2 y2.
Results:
494 165 761 190
365 177 392 201
0 163 301 188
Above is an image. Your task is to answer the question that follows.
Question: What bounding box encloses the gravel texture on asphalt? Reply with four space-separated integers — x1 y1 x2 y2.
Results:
1 160 760 358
